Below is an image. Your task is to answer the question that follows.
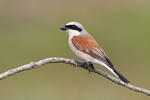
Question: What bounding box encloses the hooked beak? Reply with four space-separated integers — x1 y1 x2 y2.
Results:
60 26 67 30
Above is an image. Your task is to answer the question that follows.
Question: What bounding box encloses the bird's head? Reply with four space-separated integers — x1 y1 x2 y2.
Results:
60 21 88 37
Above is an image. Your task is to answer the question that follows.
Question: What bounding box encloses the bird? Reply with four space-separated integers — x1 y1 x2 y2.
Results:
60 21 129 83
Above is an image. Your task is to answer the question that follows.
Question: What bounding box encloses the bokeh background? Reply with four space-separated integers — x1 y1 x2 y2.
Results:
0 0 150 100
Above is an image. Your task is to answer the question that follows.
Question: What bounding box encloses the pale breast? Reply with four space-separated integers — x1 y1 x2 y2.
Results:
68 36 94 61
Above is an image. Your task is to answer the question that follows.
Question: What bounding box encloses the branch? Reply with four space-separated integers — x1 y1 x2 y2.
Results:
0 57 150 96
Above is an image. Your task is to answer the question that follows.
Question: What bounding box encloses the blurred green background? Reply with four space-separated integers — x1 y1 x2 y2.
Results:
0 0 150 100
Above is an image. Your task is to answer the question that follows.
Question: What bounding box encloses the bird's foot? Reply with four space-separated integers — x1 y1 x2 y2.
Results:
87 63 94 74
73 59 80 67
81 61 94 73
74 60 94 73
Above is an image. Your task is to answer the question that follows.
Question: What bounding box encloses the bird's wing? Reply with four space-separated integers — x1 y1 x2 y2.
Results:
72 34 130 83
71 34 114 68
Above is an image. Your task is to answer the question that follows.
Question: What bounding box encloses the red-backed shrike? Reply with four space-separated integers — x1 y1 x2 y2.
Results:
60 22 129 83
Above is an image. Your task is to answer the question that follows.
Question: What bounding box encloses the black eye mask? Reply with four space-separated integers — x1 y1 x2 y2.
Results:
65 25 82 32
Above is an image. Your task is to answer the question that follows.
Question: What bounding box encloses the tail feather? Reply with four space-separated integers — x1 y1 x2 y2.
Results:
96 58 130 83
103 64 129 83
112 68 130 83
104 58 130 83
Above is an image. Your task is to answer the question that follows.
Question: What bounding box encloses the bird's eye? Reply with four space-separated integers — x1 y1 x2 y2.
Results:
65 25 82 32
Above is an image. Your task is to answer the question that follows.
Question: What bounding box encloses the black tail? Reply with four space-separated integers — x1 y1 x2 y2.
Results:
112 68 130 83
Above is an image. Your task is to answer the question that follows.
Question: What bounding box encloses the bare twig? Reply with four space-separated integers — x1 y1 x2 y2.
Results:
0 57 150 96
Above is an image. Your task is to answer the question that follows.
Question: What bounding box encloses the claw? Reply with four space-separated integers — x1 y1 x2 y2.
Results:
73 59 79 67
81 62 94 73
87 63 94 74
74 60 94 73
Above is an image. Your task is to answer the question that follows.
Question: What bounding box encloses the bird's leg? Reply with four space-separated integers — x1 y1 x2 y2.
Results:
73 59 88 67
73 59 80 67
80 61 94 73
87 62 94 73
74 60 94 73
79 60 94 73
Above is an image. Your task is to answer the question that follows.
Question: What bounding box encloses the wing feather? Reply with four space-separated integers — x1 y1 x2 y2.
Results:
71 35 114 68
